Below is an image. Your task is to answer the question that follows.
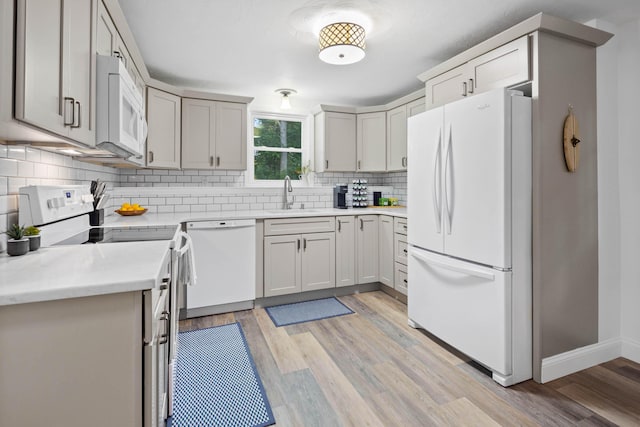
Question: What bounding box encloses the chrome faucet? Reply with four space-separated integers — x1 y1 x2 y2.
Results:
283 175 294 209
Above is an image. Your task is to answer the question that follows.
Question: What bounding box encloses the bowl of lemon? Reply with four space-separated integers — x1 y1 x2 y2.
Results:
115 202 147 216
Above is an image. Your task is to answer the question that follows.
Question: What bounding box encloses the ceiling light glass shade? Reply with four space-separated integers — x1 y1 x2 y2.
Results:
280 94 291 110
318 22 366 65
276 89 296 110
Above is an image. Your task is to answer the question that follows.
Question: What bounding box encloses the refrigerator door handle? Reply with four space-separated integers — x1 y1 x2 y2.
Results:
443 124 453 235
433 129 442 233
410 248 495 281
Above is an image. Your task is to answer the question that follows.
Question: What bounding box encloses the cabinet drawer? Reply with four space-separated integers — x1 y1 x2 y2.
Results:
395 234 408 265
264 216 335 236
394 262 408 295
468 35 530 94
394 217 408 235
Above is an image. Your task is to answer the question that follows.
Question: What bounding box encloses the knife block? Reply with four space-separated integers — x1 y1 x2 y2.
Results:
89 209 104 226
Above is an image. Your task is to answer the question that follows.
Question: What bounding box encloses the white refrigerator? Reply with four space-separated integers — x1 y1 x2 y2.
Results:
407 88 532 386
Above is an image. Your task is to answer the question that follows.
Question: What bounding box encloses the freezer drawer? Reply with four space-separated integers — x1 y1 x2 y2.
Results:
408 246 512 376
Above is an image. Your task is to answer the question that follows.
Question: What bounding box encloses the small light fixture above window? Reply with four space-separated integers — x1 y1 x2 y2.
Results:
276 89 297 110
318 22 366 65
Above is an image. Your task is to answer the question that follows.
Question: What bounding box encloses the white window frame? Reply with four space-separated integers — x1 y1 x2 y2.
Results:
247 111 313 187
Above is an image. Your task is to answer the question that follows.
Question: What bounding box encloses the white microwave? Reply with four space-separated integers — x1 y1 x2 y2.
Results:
96 55 146 159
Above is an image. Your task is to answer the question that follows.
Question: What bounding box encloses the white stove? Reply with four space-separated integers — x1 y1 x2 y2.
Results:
18 185 177 247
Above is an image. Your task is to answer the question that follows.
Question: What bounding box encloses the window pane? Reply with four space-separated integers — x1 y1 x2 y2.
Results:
253 118 302 149
254 150 301 180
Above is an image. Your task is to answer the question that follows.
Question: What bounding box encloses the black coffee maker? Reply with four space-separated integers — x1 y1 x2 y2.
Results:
333 184 348 209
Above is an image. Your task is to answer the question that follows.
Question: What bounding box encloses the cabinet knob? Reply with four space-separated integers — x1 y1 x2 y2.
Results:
358 160 361 170
337 219 341 232
360 218 364 230
216 156 221 167
468 78 474 94
325 160 329 169
149 151 154 163
209 156 214 166
462 81 468 97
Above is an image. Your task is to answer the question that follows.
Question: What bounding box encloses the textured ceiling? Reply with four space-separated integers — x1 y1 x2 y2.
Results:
118 0 640 113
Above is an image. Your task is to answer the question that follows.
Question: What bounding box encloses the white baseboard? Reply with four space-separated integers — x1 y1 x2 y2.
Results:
540 338 622 383
621 337 640 363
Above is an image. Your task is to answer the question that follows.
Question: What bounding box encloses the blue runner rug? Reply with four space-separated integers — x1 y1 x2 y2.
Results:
265 297 354 327
172 322 275 427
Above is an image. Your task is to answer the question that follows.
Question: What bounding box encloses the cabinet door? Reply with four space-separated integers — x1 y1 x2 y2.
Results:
335 216 356 288
468 36 530 95
264 235 301 297
96 1 118 57
356 111 386 171
324 112 356 171
378 216 394 287
146 87 181 169
215 102 247 170
425 64 467 109
301 232 335 292
65 0 96 146
386 105 407 171
182 98 215 169
14 0 66 136
407 97 426 117
356 215 379 284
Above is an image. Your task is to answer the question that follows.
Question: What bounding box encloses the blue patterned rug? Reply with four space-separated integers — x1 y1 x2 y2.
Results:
171 322 275 427
265 297 354 327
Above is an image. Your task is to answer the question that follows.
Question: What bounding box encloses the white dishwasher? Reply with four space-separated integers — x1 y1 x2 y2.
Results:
185 219 255 318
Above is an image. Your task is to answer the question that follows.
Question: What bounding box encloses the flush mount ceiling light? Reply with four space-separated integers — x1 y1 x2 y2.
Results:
318 22 366 65
276 89 297 109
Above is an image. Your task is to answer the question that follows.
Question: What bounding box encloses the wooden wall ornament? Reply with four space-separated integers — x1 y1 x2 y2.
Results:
563 105 580 172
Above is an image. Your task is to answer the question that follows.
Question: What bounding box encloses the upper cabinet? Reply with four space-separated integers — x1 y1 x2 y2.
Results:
146 87 181 169
96 1 145 99
356 111 386 172
14 0 96 147
425 36 530 109
181 98 247 170
315 111 357 172
386 105 407 171
387 98 425 171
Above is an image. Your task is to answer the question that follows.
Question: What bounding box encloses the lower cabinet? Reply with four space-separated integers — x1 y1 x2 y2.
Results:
393 217 409 295
264 232 335 297
378 215 394 287
394 262 408 295
356 215 379 284
335 216 356 287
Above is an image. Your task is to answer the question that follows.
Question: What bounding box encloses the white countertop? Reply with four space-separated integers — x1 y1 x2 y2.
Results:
0 241 172 306
0 207 406 307
103 207 407 227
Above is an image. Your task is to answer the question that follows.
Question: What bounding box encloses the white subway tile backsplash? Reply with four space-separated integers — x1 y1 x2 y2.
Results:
0 158 18 177
8 177 26 194
7 146 26 160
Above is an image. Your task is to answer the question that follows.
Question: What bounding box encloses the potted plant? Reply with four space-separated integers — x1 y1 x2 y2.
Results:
295 161 314 186
5 224 29 256
24 225 41 251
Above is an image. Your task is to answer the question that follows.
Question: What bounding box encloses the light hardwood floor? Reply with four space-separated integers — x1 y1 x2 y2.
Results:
179 291 640 427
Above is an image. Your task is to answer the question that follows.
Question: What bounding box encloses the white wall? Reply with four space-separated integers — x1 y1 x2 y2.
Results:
591 19 622 342
615 19 640 358
590 18 640 360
